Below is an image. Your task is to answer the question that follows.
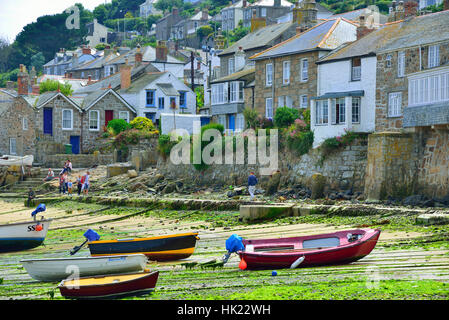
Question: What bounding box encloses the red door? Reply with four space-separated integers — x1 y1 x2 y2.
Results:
105 110 114 126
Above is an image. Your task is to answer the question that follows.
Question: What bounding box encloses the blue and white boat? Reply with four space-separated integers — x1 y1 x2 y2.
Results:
0 204 51 253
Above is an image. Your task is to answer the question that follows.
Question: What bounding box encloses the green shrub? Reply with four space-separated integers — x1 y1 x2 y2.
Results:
130 117 155 131
39 79 73 96
243 107 258 129
107 119 131 135
158 134 180 157
191 123 225 171
274 107 299 128
287 130 314 156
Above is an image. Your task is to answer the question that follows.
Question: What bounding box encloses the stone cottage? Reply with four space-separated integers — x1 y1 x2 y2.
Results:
250 18 357 121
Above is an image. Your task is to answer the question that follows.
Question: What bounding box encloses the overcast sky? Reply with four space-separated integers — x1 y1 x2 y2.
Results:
0 0 110 43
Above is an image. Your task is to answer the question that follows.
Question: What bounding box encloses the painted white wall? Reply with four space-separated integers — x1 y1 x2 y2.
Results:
127 72 196 120
312 56 377 147
161 114 208 135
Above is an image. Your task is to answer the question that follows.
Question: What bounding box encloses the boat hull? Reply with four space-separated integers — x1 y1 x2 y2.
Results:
58 271 159 299
88 232 199 262
21 254 148 282
238 229 381 270
0 219 51 253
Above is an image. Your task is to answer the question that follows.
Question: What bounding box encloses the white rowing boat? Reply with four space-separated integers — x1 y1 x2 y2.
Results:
0 155 34 166
21 254 148 282
0 218 52 253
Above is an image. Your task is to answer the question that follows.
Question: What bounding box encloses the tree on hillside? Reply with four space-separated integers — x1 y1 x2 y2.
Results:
154 0 185 13
30 52 45 73
7 3 92 71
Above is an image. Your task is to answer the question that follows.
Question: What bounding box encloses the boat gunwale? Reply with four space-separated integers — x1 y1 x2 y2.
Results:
239 229 381 258
20 253 147 263
58 270 159 290
88 232 199 244
0 219 53 228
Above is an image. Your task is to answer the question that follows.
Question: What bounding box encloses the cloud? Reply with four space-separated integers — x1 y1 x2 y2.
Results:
0 0 108 42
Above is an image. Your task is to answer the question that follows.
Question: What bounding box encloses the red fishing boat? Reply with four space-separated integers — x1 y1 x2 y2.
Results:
237 229 381 270
58 270 159 299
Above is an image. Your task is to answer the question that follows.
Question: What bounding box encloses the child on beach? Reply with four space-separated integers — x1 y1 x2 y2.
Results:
76 176 82 196
67 180 73 196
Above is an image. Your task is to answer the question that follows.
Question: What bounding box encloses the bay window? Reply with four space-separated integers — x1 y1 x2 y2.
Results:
230 81 244 103
315 100 328 125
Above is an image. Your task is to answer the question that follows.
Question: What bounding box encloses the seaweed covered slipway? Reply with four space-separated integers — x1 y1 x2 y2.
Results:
0 165 448 307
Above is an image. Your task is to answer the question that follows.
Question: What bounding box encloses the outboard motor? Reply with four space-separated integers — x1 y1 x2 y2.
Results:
70 229 101 255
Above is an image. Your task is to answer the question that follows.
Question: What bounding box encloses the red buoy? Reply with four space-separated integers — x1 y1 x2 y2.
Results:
239 258 247 270
35 224 43 231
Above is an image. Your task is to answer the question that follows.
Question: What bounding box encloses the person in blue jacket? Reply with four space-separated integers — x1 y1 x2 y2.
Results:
248 172 258 201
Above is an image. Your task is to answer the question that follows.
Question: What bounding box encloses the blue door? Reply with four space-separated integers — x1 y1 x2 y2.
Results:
43 108 53 135
228 115 235 132
70 136 80 155
200 117 210 126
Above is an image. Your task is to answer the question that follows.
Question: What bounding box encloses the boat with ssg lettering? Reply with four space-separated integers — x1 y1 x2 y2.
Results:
87 232 200 261
0 204 51 253
235 228 381 270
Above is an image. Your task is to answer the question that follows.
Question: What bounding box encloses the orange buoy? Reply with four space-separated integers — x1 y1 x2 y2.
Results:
239 258 247 270
35 224 43 231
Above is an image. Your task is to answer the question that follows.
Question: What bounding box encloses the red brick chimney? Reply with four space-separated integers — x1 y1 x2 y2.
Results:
120 59 132 90
156 41 168 62
17 64 29 95
135 45 143 66
82 46 92 55
404 1 418 18
356 15 374 39
32 84 40 95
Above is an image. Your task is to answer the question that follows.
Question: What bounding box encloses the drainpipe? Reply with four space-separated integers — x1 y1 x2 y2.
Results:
80 111 84 154
419 46 422 71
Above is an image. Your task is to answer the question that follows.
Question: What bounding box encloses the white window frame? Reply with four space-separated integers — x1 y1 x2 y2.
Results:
228 58 235 75
119 111 130 123
9 138 17 155
266 98 273 118
62 109 73 131
261 7 267 17
283 61 290 85
386 54 392 67
230 81 244 103
352 97 361 124
337 98 346 124
89 110 100 131
398 51 405 78
211 83 228 105
409 70 449 106
300 58 309 82
315 100 329 125
22 117 28 131
285 96 293 108
278 96 285 108
388 92 402 117
300 95 308 108
428 45 440 68
266 63 273 86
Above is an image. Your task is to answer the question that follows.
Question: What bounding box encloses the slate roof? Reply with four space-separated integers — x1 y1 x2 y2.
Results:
318 10 449 64
250 18 356 60
157 83 180 96
118 72 166 94
218 22 295 56
247 0 293 7
73 64 158 95
67 52 120 71
211 67 255 84
328 8 388 24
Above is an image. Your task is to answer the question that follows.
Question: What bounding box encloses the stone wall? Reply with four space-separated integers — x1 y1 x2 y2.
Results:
416 127 449 198
43 153 114 168
155 138 368 193
253 50 319 116
375 41 449 131
81 91 136 153
0 96 37 157
364 132 418 200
